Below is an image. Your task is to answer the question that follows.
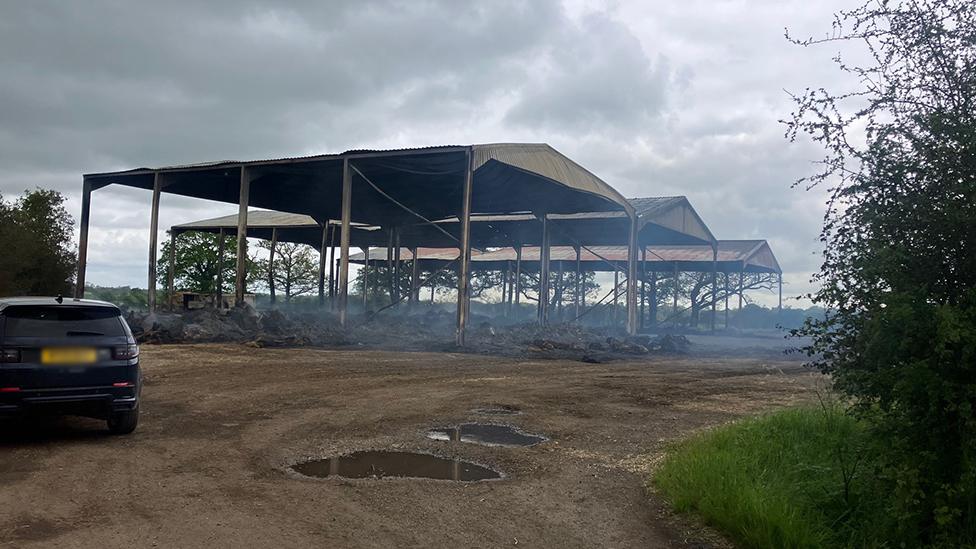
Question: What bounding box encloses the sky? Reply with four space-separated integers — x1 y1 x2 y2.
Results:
0 0 858 307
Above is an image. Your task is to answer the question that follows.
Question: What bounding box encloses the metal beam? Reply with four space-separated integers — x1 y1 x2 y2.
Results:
147 172 163 312
338 159 353 327
455 147 475 346
234 167 250 306
75 180 92 299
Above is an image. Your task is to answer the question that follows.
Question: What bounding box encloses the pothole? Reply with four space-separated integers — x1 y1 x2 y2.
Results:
470 405 522 416
291 451 501 482
426 423 547 447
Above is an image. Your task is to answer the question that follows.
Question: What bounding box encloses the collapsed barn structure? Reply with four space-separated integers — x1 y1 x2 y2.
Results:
78 144 783 344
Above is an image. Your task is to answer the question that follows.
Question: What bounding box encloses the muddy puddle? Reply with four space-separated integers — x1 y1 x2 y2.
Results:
291 450 501 482
426 423 547 447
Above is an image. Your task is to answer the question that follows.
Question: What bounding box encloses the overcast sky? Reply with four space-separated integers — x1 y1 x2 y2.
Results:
0 0 857 306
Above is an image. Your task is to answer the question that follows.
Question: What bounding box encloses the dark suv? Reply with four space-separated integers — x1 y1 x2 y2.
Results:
0 297 141 434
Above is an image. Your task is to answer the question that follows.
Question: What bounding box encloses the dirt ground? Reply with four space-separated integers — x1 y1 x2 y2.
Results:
0 337 820 548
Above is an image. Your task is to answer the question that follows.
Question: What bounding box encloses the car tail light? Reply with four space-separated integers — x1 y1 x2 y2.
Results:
0 387 20 392
112 382 135 388
0 349 20 363
113 344 140 360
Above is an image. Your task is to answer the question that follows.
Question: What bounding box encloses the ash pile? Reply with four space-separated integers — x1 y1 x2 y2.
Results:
128 306 690 360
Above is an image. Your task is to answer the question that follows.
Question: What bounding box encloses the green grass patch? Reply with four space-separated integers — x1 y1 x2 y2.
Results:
653 405 889 549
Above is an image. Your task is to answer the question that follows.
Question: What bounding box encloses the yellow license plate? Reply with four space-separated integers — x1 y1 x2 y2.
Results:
41 348 97 365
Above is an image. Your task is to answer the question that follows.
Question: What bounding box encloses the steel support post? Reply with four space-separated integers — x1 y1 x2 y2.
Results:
738 269 744 327
778 273 783 316
673 263 679 328
501 260 510 316
625 216 639 335
514 246 523 317
724 272 730 329
269 227 278 305
338 159 353 327
234 167 250 307
167 230 176 311
386 230 394 302
216 228 225 308
455 148 475 346
710 244 718 332
328 225 337 300
538 215 552 326
318 225 327 306
410 247 420 307
393 229 401 303
75 180 92 298
613 269 619 327
147 172 163 312
639 246 646 331
574 245 581 320
556 261 564 320
363 247 370 310
649 270 658 329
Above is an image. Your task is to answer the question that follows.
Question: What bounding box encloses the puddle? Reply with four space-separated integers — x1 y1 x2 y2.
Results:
291 451 501 482
471 405 522 416
426 423 547 447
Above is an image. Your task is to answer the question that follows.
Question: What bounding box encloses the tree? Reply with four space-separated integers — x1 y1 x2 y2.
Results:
786 1 976 544
0 189 76 296
84 285 148 311
156 231 261 301
658 271 778 327
258 241 319 303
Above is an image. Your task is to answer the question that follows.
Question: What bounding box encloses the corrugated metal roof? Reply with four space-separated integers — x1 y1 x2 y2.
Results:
173 210 320 230
85 144 631 213
472 143 633 214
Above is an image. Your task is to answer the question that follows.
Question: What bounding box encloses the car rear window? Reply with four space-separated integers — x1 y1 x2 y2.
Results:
2 306 126 338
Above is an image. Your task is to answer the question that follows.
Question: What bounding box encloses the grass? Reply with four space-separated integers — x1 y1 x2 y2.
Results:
653 405 889 549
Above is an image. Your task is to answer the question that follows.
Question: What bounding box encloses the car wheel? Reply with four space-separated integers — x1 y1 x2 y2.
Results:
107 406 139 435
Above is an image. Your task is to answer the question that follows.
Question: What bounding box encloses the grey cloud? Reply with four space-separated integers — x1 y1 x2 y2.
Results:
505 12 674 135
0 0 855 303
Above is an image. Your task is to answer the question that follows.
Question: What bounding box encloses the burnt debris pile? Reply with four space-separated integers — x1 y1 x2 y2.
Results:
128 305 690 359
